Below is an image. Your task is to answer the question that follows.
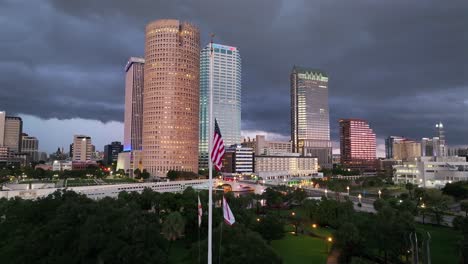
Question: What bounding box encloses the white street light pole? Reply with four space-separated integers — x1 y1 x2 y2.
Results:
358 193 362 203
346 186 350 195
378 189 382 199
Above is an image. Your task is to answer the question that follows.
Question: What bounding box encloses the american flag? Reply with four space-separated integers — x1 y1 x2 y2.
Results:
210 119 225 171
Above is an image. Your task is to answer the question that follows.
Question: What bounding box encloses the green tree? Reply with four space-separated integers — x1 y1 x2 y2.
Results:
460 200 468 217
162 212 185 242
193 224 282 264
141 169 150 180
167 170 178 180
424 189 453 225
254 215 284 243
335 223 362 263
134 168 142 179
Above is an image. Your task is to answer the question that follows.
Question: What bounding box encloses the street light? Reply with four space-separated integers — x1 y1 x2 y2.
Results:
291 212 296 216
346 186 350 195
378 190 382 199
326 237 333 253
325 189 328 198
256 218 261 222
312 224 317 229
358 194 362 203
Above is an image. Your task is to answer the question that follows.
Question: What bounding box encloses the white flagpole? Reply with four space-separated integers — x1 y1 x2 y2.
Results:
207 34 215 264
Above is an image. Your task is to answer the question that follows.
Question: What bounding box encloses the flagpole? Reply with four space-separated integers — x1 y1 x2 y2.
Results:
207 34 215 264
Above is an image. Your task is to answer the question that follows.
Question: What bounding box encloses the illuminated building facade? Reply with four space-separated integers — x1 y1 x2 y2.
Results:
290 66 332 168
339 119 376 170
143 19 200 177
72 135 92 162
124 57 145 151
199 43 241 169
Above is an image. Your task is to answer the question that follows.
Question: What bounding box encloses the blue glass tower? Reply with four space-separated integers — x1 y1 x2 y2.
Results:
199 43 242 169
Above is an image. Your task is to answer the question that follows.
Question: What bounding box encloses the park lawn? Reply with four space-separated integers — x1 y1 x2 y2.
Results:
416 224 462 264
272 233 328 264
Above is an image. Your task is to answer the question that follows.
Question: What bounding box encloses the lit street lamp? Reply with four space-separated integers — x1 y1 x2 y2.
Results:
346 186 350 195
312 224 317 229
326 237 333 253
325 189 328 198
358 194 362 203
378 190 382 199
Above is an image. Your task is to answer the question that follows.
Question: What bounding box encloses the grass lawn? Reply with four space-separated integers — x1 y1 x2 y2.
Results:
272 233 328 264
416 224 462 264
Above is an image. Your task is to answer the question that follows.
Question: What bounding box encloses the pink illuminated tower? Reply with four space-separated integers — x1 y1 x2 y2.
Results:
339 119 376 171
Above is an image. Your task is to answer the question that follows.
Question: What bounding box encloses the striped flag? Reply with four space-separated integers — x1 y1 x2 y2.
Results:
198 195 202 228
222 196 235 225
210 119 225 171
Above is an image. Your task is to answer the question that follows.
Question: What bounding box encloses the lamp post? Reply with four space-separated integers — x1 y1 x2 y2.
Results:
378 189 382 199
325 189 328 198
346 186 350 195
358 194 362 204
327 237 333 253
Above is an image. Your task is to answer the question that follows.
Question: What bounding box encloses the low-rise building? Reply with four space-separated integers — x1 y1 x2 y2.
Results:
222 145 254 175
255 154 318 180
393 156 468 188
242 135 292 156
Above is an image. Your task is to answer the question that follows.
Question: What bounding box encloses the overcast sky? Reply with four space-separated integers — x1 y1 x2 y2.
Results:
1 0 467 154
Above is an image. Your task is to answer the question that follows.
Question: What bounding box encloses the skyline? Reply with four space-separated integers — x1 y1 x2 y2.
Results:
1 0 467 154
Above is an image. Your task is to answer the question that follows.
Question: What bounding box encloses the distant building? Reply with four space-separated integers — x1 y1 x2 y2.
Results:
0 111 5 146
385 136 405 159
242 135 291 156
38 152 48 161
376 158 401 177
222 145 254 175
393 156 468 188
3 116 22 153
199 43 242 169
290 66 332 168
124 57 144 151
392 139 421 161
21 133 39 162
72 135 92 161
103 141 123 165
255 154 318 180
448 147 468 157
332 154 341 166
339 119 376 171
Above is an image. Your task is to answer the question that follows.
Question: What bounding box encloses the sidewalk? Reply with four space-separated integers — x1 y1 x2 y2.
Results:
326 249 340 264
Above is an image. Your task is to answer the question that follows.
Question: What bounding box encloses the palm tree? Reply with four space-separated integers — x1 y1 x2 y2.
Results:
162 212 185 241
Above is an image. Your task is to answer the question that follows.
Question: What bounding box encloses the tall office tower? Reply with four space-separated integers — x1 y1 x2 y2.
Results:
4 116 23 153
124 57 145 151
435 122 447 157
143 19 200 177
103 141 123 165
0 111 5 146
385 136 405 159
290 66 332 168
199 43 241 169
21 133 39 161
72 135 92 161
339 119 377 170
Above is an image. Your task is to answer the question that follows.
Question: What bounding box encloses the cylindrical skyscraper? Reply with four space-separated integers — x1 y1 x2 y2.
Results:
143 19 200 177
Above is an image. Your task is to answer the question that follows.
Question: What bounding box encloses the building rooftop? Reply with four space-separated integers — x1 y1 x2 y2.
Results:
292 66 327 77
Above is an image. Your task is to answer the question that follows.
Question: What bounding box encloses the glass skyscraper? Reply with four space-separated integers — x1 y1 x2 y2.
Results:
199 43 241 169
290 66 332 168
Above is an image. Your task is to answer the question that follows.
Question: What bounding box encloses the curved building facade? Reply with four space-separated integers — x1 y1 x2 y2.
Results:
143 19 200 176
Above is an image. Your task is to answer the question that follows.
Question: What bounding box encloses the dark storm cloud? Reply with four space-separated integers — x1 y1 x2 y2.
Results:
1 0 467 145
